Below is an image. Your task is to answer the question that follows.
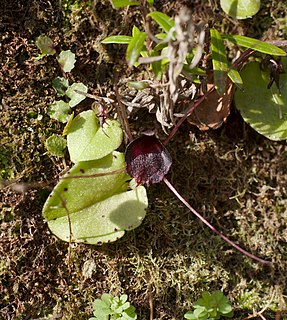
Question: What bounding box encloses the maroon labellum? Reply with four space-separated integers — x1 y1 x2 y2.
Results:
124 134 271 266
125 134 172 186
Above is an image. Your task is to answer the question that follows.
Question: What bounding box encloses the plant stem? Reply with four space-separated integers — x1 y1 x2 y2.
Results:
163 176 272 266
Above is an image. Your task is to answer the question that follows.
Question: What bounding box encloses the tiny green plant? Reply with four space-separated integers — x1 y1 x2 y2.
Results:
184 291 233 320
89 293 137 320
35 35 89 157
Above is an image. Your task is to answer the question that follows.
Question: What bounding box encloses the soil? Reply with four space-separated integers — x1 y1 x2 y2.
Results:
1 0 287 319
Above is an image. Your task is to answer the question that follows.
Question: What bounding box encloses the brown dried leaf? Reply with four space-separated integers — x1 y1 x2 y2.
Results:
187 80 234 130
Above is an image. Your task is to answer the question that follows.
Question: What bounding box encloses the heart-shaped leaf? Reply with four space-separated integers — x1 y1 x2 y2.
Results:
67 110 123 162
42 152 148 244
65 82 88 108
235 58 287 141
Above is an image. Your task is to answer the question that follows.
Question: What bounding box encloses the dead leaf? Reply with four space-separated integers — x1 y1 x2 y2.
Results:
187 79 234 130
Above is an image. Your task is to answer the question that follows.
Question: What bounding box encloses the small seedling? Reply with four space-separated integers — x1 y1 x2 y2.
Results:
89 293 137 320
184 290 233 320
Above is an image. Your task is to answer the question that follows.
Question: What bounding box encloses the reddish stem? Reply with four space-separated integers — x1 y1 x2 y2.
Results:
163 85 216 145
163 176 272 266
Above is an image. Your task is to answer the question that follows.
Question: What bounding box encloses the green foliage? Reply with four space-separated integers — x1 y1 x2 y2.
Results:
42 111 148 245
48 100 71 123
222 35 287 56
102 10 204 79
57 50 76 72
51 77 69 96
89 293 137 320
220 0 260 19
184 291 233 320
35 35 56 59
65 82 87 107
66 110 123 162
234 58 287 141
104 3 285 94
47 80 88 123
45 134 67 157
111 0 140 8
126 28 147 67
210 29 229 95
147 11 174 33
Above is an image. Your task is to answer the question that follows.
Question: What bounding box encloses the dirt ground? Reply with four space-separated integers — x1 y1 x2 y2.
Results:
1 0 287 319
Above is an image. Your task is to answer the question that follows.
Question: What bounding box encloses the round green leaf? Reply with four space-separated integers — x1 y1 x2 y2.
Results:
45 134 67 157
35 35 56 56
235 58 287 141
67 110 123 162
42 152 148 244
65 82 88 108
57 50 76 72
220 0 260 19
47 100 71 123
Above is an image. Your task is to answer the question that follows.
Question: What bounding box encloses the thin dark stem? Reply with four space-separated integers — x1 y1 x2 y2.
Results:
163 85 215 145
114 83 133 143
163 177 272 266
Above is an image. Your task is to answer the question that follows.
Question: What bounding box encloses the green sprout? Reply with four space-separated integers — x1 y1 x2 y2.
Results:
89 293 137 320
184 291 233 320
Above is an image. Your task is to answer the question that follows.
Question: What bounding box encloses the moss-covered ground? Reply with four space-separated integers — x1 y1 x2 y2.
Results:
1 0 287 319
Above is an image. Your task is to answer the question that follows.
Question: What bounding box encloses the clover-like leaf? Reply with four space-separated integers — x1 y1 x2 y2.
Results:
42 152 148 244
235 58 287 141
47 100 71 123
65 82 88 107
66 110 123 162
57 50 76 72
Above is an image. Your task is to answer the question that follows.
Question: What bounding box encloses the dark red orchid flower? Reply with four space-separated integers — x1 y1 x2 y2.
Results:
125 134 172 186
